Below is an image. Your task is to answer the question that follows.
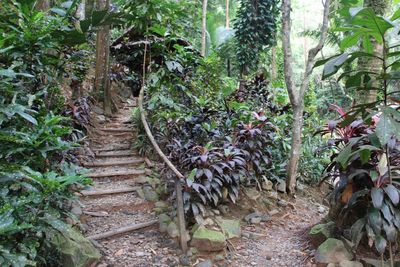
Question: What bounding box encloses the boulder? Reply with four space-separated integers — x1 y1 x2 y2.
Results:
244 188 261 201
167 221 179 238
338 260 363 267
315 238 353 264
216 219 241 239
159 214 171 233
309 221 335 247
143 186 159 202
262 179 273 191
50 226 101 267
191 227 226 252
277 181 286 193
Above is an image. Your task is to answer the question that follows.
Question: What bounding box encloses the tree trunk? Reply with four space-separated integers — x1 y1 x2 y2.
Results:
271 47 277 80
94 0 112 116
201 0 208 57
282 0 331 194
286 104 304 192
225 0 230 28
357 0 388 104
36 0 50 11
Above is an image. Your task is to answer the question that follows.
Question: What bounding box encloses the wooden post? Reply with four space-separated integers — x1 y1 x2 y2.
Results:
138 40 188 253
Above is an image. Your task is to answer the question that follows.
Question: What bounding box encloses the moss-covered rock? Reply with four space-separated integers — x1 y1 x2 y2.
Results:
309 221 335 247
315 238 353 264
50 226 101 267
216 219 241 239
191 227 226 252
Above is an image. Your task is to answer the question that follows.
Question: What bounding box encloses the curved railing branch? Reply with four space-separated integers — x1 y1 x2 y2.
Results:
137 38 187 252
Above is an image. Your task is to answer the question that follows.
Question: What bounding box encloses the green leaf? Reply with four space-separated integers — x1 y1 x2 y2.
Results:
50 7 67 16
359 149 371 164
351 217 366 248
376 107 400 145
371 188 384 209
323 53 349 79
374 235 387 253
16 111 37 125
384 184 399 205
340 33 361 50
336 142 353 169
391 9 400 21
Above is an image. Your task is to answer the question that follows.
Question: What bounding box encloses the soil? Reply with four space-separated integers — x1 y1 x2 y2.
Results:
80 97 330 267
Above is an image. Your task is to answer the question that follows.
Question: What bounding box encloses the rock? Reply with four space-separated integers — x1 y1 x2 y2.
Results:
212 209 220 215
191 227 226 252
50 225 101 267
92 106 103 115
97 115 106 123
327 264 337 267
277 199 288 207
143 186 159 202
216 219 241 239
71 206 82 217
244 188 261 201
167 221 179 238
204 218 215 226
277 180 286 193
159 214 171 233
261 214 272 222
309 221 335 247
215 254 225 261
154 201 169 213
245 212 262 223
338 260 363 267
250 217 262 224
315 238 353 264
262 179 273 191
318 206 327 214
196 260 213 267
136 176 148 184
218 205 230 215
179 255 191 266
268 209 279 216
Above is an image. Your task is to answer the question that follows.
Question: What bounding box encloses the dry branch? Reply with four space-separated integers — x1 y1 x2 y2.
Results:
80 187 138 196
87 220 158 240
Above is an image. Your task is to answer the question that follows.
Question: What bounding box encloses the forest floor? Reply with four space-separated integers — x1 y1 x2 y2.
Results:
79 99 329 267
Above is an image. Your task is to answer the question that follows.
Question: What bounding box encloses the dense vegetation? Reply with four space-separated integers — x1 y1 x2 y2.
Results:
2 0 400 265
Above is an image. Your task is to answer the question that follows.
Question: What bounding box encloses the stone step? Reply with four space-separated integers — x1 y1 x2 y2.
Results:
95 150 138 158
81 187 137 196
87 169 145 178
98 127 133 133
84 158 144 168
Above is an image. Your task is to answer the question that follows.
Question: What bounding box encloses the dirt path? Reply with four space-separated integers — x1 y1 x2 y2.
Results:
79 99 327 267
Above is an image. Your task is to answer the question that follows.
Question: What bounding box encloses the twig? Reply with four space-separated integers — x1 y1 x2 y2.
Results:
87 220 158 240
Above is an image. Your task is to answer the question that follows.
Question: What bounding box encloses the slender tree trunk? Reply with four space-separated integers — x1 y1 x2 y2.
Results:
225 0 230 28
282 0 331 194
357 0 388 104
271 47 277 80
94 0 112 115
36 0 50 11
201 0 208 57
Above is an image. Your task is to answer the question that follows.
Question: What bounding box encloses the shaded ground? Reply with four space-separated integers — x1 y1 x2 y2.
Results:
80 98 329 267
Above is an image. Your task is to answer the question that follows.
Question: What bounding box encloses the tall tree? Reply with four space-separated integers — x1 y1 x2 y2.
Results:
281 0 331 194
94 0 112 115
225 0 230 28
201 0 208 56
357 0 388 104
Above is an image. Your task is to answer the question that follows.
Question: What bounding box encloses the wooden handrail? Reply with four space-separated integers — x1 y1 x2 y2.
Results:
137 39 188 252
